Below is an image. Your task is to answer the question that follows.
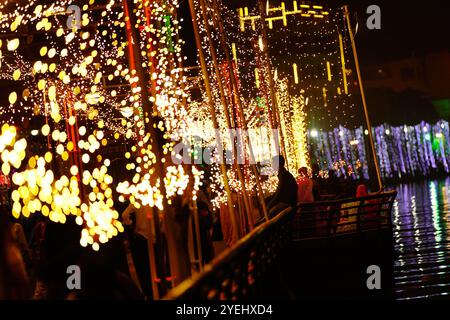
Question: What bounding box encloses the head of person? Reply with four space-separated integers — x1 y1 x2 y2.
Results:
298 167 309 178
272 155 285 172
356 184 368 198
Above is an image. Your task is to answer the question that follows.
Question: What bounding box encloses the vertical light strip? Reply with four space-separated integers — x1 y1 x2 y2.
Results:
326 61 332 81
258 36 264 51
281 2 287 26
339 33 348 94
293 63 299 84
322 87 327 106
239 8 245 32
255 68 260 88
232 43 238 65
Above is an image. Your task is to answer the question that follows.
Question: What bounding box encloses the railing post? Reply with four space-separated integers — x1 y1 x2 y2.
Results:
327 209 333 239
357 200 364 234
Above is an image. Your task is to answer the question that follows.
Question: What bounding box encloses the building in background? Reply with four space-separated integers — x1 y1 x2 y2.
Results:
363 51 450 118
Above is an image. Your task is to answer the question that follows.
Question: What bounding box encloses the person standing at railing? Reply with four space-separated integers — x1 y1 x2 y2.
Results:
336 184 378 233
267 156 298 217
356 184 380 229
297 167 314 204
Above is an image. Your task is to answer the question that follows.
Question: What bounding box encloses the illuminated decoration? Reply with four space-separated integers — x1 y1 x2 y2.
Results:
234 2 357 130
0 6 131 131
239 1 329 32
0 124 27 175
116 147 198 210
310 120 450 180
292 63 299 84
184 1 358 213
11 156 82 223
191 166 204 201
184 0 354 208
231 43 238 64
0 1 74 29
0 0 193 252
255 68 261 88
326 61 332 82
0 0 362 258
338 32 349 95
275 78 309 171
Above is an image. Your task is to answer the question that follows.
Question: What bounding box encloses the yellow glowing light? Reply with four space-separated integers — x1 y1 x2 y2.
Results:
9 92 17 104
41 124 50 136
82 154 90 164
293 63 299 84
13 70 21 81
326 61 332 81
7 38 20 51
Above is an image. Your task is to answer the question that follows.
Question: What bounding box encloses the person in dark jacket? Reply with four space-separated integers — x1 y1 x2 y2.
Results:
267 155 298 216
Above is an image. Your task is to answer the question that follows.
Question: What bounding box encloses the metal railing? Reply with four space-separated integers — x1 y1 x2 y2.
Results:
293 191 397 241
165 207 294 300
166 191 397 300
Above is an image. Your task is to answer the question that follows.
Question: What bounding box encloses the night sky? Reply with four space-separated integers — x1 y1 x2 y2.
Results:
179 0 450 66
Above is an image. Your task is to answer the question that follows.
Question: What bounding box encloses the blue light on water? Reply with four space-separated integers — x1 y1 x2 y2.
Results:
393 179 450 300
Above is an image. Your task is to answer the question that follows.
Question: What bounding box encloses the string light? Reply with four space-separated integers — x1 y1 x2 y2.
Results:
310 120 450 180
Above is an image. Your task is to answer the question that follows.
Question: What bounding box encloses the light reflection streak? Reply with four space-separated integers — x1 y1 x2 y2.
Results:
392 180 450 300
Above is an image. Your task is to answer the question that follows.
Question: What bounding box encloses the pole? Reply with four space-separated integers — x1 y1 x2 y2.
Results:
192 200 203 271
197 0 254 230
122 0 169 296
338 32 349 95
211 0 270 221
146 208 160 299
257 0 288 164
343 5 383 191
285 78 299 171
188 0 240 240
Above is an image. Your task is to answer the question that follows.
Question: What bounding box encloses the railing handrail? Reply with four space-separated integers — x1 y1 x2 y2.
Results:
297 190 398 208
165 206 294 300
292 190 397 241
165 191 398 300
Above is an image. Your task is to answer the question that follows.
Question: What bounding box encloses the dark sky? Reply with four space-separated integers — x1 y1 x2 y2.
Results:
179 0 450 66
331 0 450 63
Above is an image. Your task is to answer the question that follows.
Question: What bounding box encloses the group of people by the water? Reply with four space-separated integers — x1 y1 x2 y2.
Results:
266 155 376 214
265 155 383 238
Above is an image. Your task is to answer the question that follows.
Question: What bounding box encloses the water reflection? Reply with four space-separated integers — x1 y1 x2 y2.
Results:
391 179 450 300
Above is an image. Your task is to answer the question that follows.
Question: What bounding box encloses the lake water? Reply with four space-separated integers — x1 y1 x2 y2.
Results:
391 179 450 300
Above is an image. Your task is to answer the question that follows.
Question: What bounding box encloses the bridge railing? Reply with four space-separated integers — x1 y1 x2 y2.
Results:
293 190 398 241
165 207 294 300
166 191 397 300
